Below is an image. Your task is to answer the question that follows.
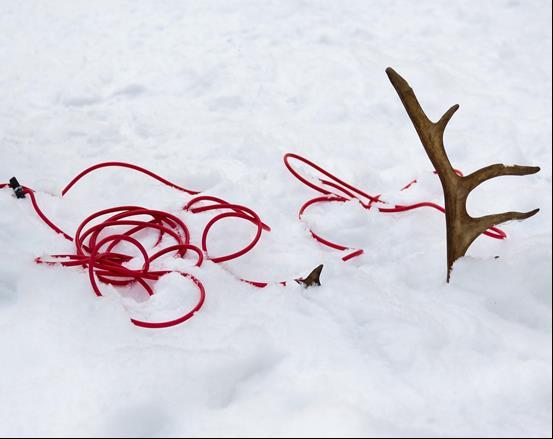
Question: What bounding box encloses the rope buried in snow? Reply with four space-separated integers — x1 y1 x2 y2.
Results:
2 155 507 328
0 163 276 329
283 153 506 261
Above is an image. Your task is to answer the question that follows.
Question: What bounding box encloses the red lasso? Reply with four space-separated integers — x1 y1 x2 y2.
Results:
283 153 506 261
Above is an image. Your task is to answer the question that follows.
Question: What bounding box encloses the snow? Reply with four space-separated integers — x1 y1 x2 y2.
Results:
0 0 551 437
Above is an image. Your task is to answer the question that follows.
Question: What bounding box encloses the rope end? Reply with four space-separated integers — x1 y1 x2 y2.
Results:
9 177 26 199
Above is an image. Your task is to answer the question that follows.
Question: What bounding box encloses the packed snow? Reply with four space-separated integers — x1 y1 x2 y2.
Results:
0 1 551 437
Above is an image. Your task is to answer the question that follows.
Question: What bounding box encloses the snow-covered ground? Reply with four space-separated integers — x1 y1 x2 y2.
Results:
1 1 551 437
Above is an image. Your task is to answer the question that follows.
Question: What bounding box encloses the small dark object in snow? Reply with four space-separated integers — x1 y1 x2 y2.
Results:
9 177 26 199
296 264 323 288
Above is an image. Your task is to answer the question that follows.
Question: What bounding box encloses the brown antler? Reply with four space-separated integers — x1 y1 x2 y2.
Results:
385 67 540 282
295 264 323 288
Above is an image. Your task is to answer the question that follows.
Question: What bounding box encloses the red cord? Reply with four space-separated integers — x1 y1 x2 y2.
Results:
2 155 508 328
183 195 288 286
61 161 200 196
2 165 208 329
1 162 281 328
284 153 506 260
33 202 206 329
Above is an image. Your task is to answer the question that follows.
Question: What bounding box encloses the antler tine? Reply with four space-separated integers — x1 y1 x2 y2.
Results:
436 104 460 132
473 208 541 233
464 164 541 191
386 67 457 180
386 67 432 129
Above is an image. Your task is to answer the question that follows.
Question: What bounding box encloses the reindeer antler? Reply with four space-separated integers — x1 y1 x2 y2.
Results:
385 67 540 282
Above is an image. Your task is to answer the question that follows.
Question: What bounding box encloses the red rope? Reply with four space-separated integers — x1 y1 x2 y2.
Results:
61 162 200 196
1 162 282 328
284 153 506 260
34 202 206 329
1 155 508 327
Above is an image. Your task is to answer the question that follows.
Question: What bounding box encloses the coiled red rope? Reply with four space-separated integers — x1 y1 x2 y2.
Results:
1 163 275 328
284 153 506 260
2 154 508 328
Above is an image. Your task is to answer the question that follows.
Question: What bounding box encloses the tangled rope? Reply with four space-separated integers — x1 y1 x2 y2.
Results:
1 163 275 328
35 206 205 329
2 154 508 328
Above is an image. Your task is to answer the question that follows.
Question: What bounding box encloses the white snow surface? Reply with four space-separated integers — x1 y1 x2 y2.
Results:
0 1 551 437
